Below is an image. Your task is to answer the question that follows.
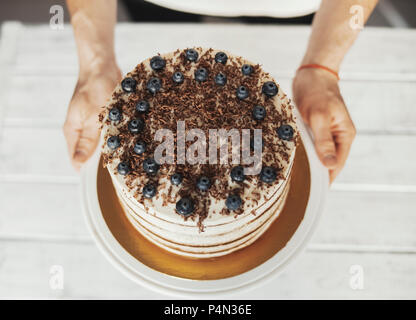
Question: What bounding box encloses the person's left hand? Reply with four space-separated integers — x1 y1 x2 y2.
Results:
63 59 121 171
292 67 356 183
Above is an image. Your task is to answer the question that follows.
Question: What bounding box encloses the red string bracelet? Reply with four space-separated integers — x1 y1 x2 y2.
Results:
297 64 340 80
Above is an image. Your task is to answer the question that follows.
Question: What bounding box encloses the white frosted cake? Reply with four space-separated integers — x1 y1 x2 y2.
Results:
100 48 298 258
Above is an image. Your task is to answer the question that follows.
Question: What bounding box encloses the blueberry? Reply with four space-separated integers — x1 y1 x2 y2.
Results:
250 136 264 151
128 118 144 134
252 105 266 121
262 81 278 97
109 107 121 121
214 73 227 86
197 176 211 191
241 64 253 75
121 77 136 93
194 68 208 82
107 136 120 150
150 56 166 71
236 86 249 100
215 52 228 64
142 183 156 198
143 157 159 175
172 71 184 84
260 166 277 184
133 140 146 154
171 173 183 186
176 197 195 216
185 49 198 62
117 162 130 175
147 77 162 94
230 166 245 182
136 100 150 113
226 194 242 210
277 124 294 141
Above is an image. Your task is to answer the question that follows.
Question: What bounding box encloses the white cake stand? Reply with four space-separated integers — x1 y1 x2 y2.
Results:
81 108 328 298
145 0 321 18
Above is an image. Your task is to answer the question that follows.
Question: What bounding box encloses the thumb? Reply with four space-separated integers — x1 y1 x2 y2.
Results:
309 110 337 169
72 121 100 170
63 120 82 172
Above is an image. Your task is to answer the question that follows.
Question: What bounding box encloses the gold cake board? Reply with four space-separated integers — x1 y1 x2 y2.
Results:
97 141 310 280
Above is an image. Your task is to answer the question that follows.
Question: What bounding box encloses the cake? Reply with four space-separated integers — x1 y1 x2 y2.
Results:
100 48 298 258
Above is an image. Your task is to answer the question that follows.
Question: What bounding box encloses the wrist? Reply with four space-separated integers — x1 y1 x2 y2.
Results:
301 52 342 73
78 55 118 80
297 64 340 81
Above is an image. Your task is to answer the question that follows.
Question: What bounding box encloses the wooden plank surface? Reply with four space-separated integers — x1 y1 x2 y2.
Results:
0 22 415 299
1 182 416 250
8 24 416 80
0 241 414 299
3 75 416 135
1 127 415 186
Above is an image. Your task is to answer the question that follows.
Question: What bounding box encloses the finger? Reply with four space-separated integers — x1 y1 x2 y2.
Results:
73 134 98 165
63 119 83 171
309 110 338 169
329 126 356 182
73 116 101 168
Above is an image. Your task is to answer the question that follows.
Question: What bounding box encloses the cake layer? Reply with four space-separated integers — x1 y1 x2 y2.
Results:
121 185 289 258
116 175 290 247
108 154 294 234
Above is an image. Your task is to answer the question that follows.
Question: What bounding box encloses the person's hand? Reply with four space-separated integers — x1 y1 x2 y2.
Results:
63 59 121 171
292 68 356 183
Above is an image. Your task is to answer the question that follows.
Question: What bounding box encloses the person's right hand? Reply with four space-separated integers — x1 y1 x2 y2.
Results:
63 60 121 171
292 67 356 183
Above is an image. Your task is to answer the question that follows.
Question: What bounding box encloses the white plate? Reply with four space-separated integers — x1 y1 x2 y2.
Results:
81 108 328 298
146 0 321 18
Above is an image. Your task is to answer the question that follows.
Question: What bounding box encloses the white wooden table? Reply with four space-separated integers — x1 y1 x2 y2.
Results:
0 22 415 299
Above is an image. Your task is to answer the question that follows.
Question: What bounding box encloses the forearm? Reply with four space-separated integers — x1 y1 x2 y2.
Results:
66 0 117 74
302 0 378 71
